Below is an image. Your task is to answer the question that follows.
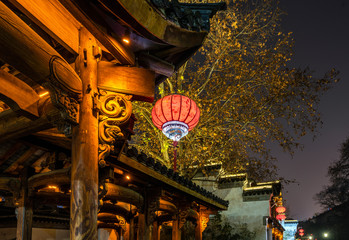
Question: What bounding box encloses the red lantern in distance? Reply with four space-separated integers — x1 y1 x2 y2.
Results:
299 229 304 233
276 213 286 221
152 94 200 171
299 232 304 237
276 206 286 214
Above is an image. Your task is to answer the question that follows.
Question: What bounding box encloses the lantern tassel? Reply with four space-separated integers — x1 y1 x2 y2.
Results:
173 141 178 171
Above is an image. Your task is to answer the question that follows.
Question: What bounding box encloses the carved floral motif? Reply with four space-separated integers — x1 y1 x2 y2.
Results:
178 203 191 229
98 90 132 165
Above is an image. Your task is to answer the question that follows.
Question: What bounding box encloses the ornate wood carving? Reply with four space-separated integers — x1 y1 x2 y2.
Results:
46 82 80 137
178 202 192 229
44 55 81 137
98 90 132 165
200 215 209 232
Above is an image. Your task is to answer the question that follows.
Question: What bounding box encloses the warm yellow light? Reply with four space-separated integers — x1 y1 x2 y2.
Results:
126 175 131 180
122 38 130 44
324 233 328 238
39 91 49 97
48 185 58 189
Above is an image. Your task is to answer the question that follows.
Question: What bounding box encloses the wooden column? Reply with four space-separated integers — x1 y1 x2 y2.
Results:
70 27 99 239
172 218 180 240
16 168 33 240
195 216 202 240
129 217 135 240
152 221 159 240
137 213 153 240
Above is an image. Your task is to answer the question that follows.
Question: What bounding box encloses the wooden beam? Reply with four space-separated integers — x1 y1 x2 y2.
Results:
137 52 175 77
0 98 60 144
58 0 135 65
4 147 38 173
8 0 81 55
98 61 155 102
28 167 70 189
0 143 23 167
102 183 144 209
0 70 40 119
0 1 82 97
0 177 20 192
32 129 72 150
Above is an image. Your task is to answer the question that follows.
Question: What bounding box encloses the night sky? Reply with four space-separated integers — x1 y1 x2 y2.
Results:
276 0 349 220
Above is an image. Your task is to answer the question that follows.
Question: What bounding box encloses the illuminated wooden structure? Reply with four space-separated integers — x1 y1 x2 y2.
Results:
0 0 226 239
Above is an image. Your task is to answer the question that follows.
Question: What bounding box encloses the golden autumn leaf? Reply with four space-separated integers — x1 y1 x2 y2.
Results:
131 0 338 181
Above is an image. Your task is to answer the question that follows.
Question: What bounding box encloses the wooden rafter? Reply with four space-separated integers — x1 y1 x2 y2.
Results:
0 70 40 119
8 0 81 55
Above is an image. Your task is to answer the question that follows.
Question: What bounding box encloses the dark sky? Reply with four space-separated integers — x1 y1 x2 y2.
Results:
276 0 349 220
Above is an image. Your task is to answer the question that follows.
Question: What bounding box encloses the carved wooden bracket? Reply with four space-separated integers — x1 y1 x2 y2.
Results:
200 214 209 232
98 90 132 166
46 84 80 137
178 202 192 229
44 56 82 137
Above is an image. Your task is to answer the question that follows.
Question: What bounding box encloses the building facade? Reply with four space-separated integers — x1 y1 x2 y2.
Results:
193 173 285 240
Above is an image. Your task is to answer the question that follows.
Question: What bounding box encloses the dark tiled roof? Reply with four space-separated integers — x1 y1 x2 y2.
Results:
150 0 226 31
124 146 228 207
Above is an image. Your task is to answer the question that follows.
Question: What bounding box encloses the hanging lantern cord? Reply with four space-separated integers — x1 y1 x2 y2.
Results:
173 141 178 172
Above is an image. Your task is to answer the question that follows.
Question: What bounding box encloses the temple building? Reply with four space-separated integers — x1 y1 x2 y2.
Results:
193 172 286 240
0 0 228 239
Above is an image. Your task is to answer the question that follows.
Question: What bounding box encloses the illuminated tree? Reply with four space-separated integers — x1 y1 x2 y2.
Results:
131 0 338 180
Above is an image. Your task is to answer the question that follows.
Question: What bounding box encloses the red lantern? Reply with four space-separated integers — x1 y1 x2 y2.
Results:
152 94 200 140
299 229 304 233
152 94 200 171
276 206 286 214
299 232 304 237
276 213 286 221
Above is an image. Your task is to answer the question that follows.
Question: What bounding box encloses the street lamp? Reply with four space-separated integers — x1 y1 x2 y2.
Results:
323 232 329 238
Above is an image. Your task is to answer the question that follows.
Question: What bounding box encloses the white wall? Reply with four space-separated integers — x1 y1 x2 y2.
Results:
214 187 269 240
193 176 270 240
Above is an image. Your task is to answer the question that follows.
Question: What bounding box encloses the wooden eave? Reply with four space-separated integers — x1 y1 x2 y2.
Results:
109 153 228 211
97 0 208 47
